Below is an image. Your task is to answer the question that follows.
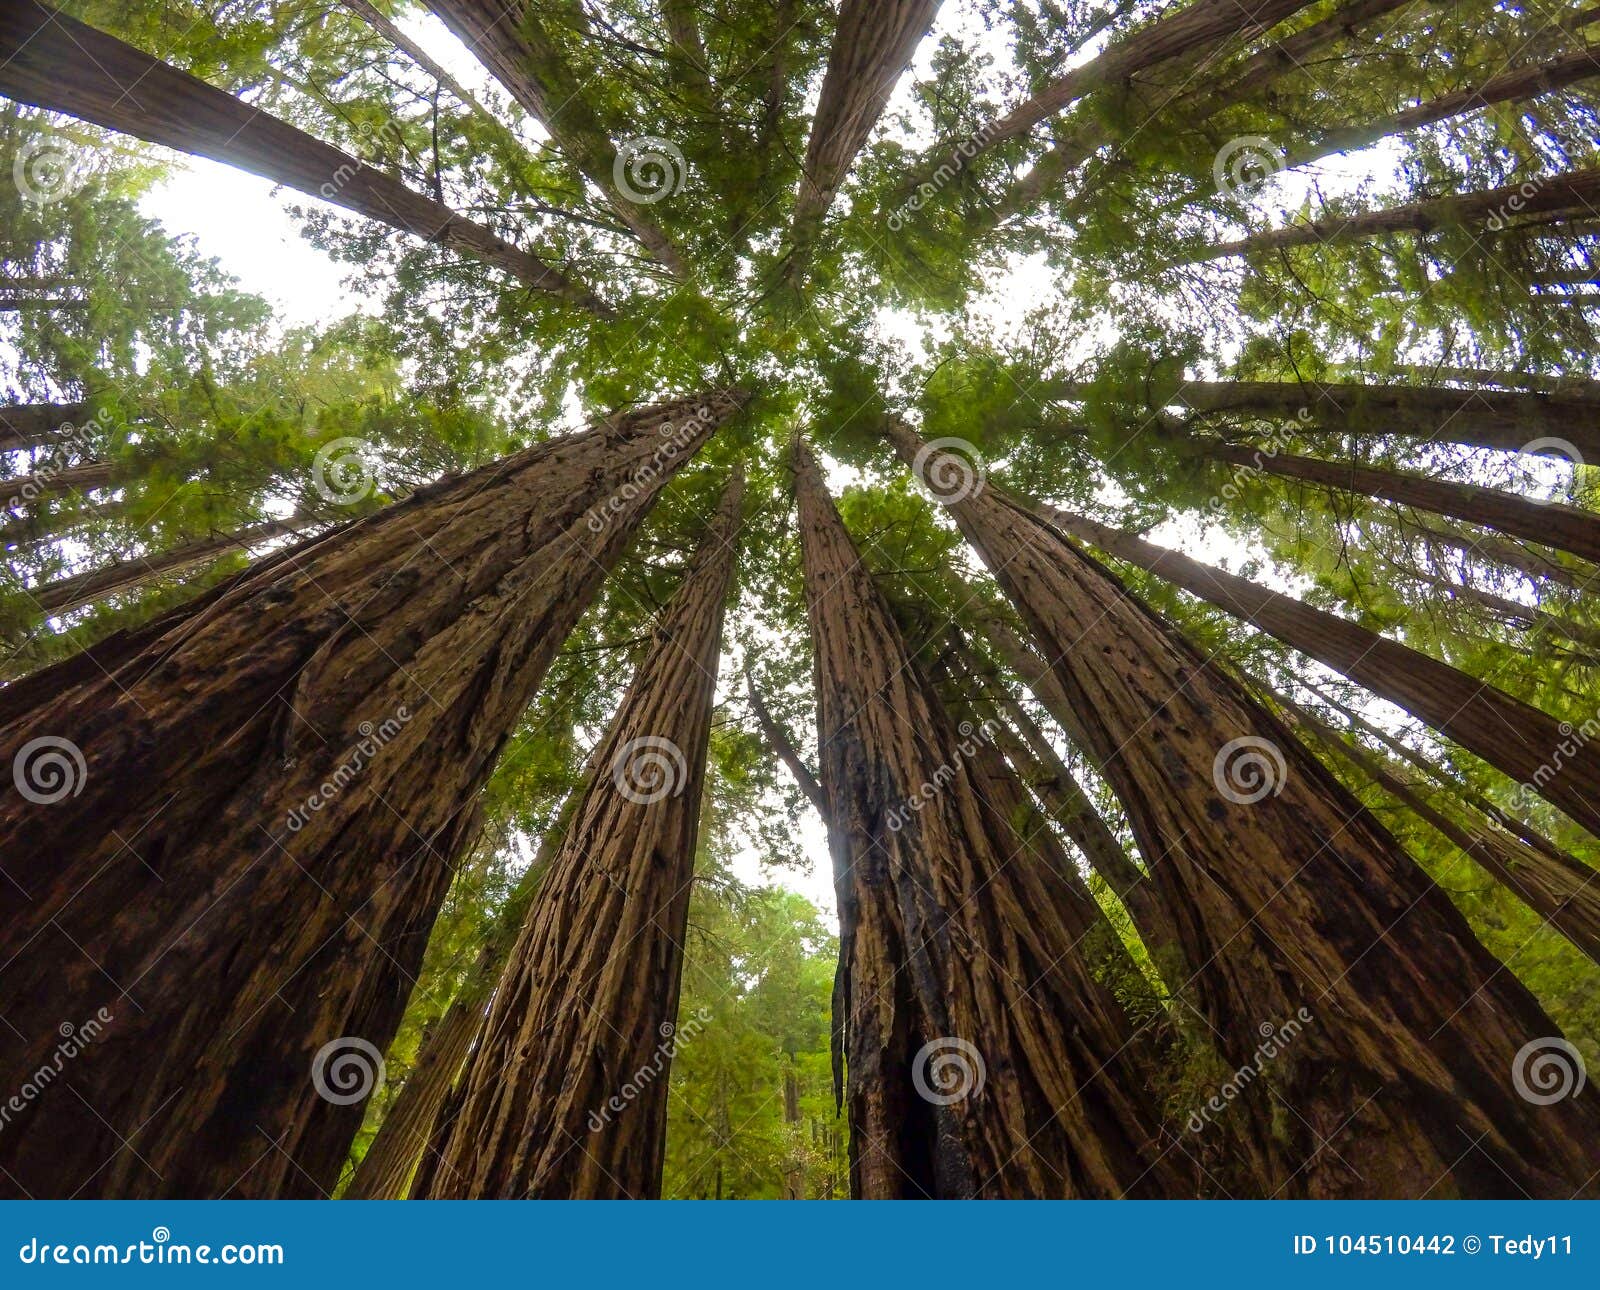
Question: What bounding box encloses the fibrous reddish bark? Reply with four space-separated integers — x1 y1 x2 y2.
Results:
0 2 604 311
1204 439 1600 566
423 0 689 276
420 470 744 1199
1187 167 1600 262
0 391 740 1199
788 0 942 267
794 438 1184 1199
889 421 1600 1197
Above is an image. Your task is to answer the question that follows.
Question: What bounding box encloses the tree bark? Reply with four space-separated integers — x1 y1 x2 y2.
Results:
1187 167 1600 262
0 402 87 452
339 0 496 121
889 421 1600 1197
423 0 689 276
1 459 117 505
0 390 740 1199
1408 519 1594 592
746 669 828 814
17 514 316 621
1036 499 1600 839
0 2 605 312
793 437 1185 1199
787 0 942 270
420 470 744 1199
1205 439 1600 566
1278 693 1600 969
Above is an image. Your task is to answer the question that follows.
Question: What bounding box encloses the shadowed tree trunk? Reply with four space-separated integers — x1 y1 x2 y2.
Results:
0 2 605 312
1035 499 1600 839
12 514 316 623
420 470 744 1199
787 0 942 273
0 402 86 451
1185 167 1600 262
1204 439 1600 566
888 420 1600 1197
423 0 689 275
794 438 1186 1199
1275 691 1600 968
912 0 1320 192
0 390 740 1199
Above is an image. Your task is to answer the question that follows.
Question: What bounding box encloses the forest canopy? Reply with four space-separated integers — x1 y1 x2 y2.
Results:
1 0 1599 1200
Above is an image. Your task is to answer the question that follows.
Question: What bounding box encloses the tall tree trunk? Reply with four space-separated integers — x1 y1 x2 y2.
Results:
1186 167 1600 262
0 401 87 452
0 391 740 1199
1135 377 1600 460
420 470 744 1199
0 2 605 312
888 420 1600 1197
746 670 828 814
787 0 942 272
1408 519 1594 592
1204 439 1600 565
339 0 496 120
1353 365 1600 399
16 514 316 622
794 438 1185 1199
423 0 689 276
1036 499 1600 838
912 0 1320 190
2 459 117 505
1276 691 1600 969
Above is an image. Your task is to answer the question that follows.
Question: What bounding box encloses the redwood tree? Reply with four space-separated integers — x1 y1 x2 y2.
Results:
888 421 1600 1198
420 469 744 1199
0 391 740 1199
